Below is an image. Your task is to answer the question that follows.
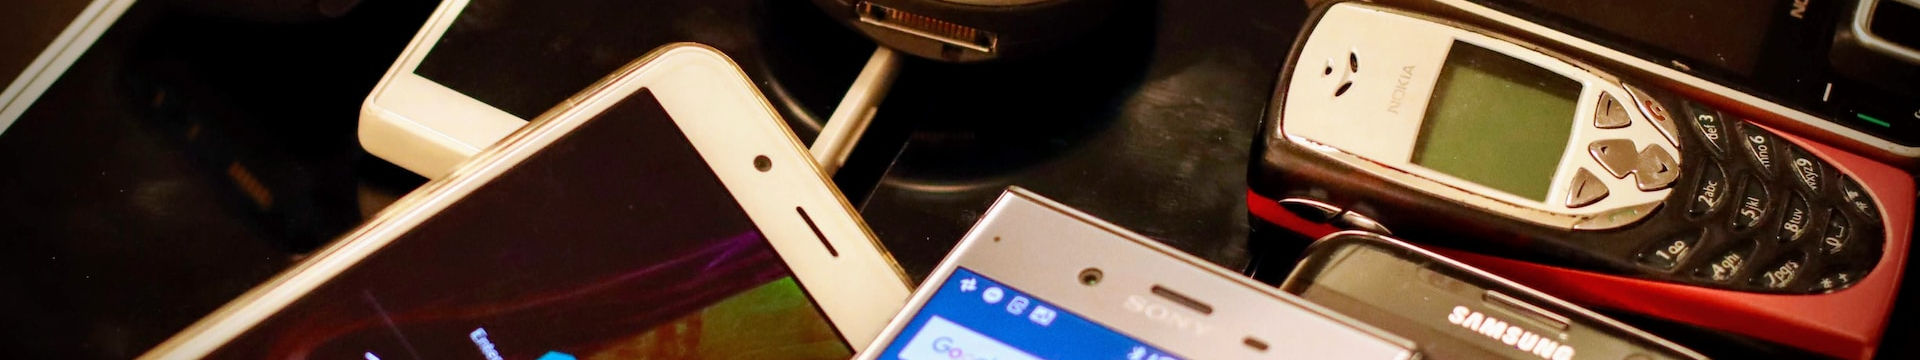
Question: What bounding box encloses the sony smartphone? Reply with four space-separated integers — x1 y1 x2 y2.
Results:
859 187 1419 360
141 44 910 359
1282 231 1706 360
1248 1 1914 358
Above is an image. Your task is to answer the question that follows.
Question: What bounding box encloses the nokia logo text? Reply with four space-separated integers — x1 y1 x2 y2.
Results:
1386 66 1415 114
1447 306 1574 360
1124 295 1211 336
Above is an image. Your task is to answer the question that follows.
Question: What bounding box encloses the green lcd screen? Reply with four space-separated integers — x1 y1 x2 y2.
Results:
1411 41 1581 202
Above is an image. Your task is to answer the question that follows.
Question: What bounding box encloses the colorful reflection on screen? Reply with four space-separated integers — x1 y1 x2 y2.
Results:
203 90 848 359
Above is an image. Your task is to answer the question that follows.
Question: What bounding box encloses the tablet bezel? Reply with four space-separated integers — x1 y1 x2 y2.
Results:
144 43 911 359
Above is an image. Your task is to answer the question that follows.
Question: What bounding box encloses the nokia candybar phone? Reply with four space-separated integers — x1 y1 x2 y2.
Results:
1282 231 1706 360
1248 1 1914 358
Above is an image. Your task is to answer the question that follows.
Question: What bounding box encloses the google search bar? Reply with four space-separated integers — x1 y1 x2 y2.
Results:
897 316 1044 360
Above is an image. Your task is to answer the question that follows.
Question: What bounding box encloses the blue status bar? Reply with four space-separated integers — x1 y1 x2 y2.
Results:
875 268 1181 360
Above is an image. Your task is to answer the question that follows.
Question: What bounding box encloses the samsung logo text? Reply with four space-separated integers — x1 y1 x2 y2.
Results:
1448 306 1574 360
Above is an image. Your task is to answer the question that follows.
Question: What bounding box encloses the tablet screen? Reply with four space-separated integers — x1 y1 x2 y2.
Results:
205 89 849 359
874 268 1184 360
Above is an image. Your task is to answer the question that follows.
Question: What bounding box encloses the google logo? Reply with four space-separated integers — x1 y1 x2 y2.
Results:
931 337 998 360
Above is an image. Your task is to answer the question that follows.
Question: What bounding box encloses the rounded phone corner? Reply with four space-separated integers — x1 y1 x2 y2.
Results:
357 102 477 179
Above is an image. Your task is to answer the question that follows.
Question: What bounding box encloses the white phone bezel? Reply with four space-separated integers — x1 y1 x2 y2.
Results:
142 44 910 359
857 187 1418 360
1279 3 1676 229
358 0 528 179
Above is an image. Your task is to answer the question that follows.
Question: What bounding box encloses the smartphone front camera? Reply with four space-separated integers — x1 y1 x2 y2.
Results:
1079 268 1103 286
753 155 772 172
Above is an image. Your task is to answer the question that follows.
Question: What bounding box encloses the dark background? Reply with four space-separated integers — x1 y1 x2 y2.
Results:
0 0 1910 358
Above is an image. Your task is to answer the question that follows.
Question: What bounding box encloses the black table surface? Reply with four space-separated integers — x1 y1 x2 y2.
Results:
0 0 1913 358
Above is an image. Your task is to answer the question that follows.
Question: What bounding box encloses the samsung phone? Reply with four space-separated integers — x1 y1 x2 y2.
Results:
860 187 1419 360
1248 1 1914 358
1282 231 1706 360
142 44 910 359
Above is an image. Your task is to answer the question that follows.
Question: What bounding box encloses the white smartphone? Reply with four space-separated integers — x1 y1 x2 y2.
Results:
360 0 740 178
858 187 1419 360
358 0 515 178
142 44 909 359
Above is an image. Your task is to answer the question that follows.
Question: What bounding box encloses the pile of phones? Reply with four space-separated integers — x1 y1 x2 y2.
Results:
859 188 1707 360
133 0 1917 358
1251 1 1912 358
134 39 1716 359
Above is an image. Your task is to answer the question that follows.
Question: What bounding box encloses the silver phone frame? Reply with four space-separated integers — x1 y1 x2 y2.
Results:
141 44 911 359
856 187 1419 360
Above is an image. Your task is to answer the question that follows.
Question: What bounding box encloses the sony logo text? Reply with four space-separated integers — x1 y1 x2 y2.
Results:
1123 295 1211 336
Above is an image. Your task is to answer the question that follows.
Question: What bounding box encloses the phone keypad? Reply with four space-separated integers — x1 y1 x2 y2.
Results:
1691 240 1754 283
1787 146 1824 193
1739 124 1780 176
1840 178 1879 223
1686 163 1726 217
1683 101 1729 155
1636 230 1701 270
1731 177 1768 231
1813 272 1859 291
1749 251 1808 290
1821 210 1851 255
1624 94 1886 293
1776 193 1811 242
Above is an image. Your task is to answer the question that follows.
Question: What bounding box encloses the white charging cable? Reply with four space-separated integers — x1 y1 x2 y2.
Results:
809 47 903 176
